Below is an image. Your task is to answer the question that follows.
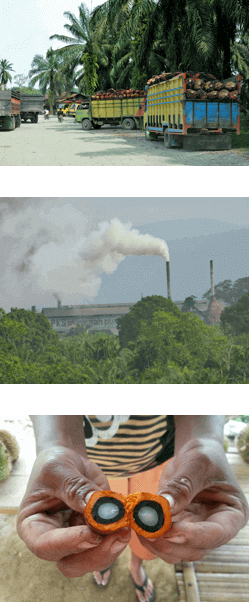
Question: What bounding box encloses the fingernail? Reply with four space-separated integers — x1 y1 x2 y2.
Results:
111 540 127 553
160 494 174 508
84 491 96 506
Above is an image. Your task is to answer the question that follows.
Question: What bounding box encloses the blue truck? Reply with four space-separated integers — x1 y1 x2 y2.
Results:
144 73 241 150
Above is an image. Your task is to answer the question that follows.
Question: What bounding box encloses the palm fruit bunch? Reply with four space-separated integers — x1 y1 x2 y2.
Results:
147 71 240 102
91 88 147 100
0 430 20 482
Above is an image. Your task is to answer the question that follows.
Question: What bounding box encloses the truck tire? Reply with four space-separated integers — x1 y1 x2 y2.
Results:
122 118 135 130
35 114 38 123
11 116 16 130
16 116 21 127
164 129 172 149
82 119 92 130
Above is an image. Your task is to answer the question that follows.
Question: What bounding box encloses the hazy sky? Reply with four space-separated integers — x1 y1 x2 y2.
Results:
1 198 248 312
1 0 106 83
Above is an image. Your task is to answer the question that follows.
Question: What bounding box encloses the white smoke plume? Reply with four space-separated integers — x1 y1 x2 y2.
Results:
0 199 169 310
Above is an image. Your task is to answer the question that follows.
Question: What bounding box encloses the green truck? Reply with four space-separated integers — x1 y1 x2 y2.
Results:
75 95 146 130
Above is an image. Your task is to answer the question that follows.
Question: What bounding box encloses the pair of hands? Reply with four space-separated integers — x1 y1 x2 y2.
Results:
17 440 249 577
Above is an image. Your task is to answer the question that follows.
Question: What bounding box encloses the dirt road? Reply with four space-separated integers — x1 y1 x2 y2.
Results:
0 116 249 166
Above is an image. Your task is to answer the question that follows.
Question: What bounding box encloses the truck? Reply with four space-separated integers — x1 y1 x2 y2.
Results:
20 94 44 123
0 89 21 130
57 102 72 116
144 73 241 150
67 103 81 117
75 93 146 130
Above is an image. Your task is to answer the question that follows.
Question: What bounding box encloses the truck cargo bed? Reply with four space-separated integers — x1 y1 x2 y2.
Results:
145 73 241 148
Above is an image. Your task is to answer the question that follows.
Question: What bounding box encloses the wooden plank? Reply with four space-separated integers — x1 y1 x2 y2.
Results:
194 561 249 573
195 573 249 582
0 508 18 515
194 591 249 602
182 562 200 602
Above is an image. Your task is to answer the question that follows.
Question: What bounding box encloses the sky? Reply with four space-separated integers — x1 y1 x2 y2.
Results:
1 0 106 84
0 0 244 93
1 197 248 312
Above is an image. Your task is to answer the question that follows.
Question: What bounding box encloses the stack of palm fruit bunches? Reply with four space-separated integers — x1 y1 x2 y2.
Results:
91 88 147 100
147 71 240 101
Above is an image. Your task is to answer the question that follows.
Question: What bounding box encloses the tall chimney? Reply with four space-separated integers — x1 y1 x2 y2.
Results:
57 300 61 308
166 261 171 299
31 305 36 313
210 260 214 297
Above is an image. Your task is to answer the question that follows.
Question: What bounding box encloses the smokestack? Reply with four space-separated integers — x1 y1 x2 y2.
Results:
57 300 61 308
31 305 36 313
166 261 171 299
210 260 214 297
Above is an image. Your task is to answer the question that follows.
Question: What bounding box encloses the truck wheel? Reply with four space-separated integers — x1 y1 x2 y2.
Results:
122 118 135 130
11 116 16 130
16 116 21 127
82 119 92 130
34 114 38 123
164 129 172 149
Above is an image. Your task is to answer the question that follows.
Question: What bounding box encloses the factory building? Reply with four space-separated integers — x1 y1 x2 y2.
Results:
38 260 224 336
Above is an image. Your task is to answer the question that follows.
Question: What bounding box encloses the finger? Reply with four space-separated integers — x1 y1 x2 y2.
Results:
20 514 104 561
145 512 239 550
57 528 131 578
137 534 213 563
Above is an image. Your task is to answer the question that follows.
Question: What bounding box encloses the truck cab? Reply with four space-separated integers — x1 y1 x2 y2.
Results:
75 102 91 127
57 103 71 116
67 103 79 117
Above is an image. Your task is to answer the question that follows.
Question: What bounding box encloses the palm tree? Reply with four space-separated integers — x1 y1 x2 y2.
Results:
100 0 249 84
231 31 249 108
50 3 110 95
0 59 15 90
28 48 64 113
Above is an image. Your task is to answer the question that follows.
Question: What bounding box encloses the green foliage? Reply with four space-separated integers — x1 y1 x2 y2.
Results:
235 415 249 423
0 60 14 88
28 48 66 113
117 295 181 348
82 52 99 94
220 292 249 335
203 277 249 306
1 295 249 383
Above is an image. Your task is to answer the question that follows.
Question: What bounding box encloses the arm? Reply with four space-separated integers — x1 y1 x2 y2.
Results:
30 415 87 456
174 415 225 453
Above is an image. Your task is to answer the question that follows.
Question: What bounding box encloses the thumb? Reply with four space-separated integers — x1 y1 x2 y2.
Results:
158 477 193 514
55 469 105 515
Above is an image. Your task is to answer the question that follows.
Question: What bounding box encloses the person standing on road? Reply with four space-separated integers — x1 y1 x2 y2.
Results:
17 416 249 602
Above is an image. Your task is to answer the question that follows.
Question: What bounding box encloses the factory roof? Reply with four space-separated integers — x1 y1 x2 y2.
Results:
42 303 135 318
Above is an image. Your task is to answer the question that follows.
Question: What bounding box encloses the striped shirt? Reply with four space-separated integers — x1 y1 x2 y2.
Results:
84 415 175 477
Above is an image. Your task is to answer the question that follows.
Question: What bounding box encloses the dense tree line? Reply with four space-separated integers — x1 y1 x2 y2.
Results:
1 292 249 384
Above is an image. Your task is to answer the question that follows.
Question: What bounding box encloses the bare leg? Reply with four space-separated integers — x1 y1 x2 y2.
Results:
93 567 111 586
130 551 154 602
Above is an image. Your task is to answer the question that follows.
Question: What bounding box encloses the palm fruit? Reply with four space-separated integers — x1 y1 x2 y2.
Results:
0 430 20 482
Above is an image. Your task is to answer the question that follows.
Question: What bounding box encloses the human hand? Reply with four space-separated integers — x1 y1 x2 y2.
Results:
136 439 249 563
17 446 131 577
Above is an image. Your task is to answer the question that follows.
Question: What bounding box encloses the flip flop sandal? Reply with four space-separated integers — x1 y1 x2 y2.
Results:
93 564 113 588
131 571 156 602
